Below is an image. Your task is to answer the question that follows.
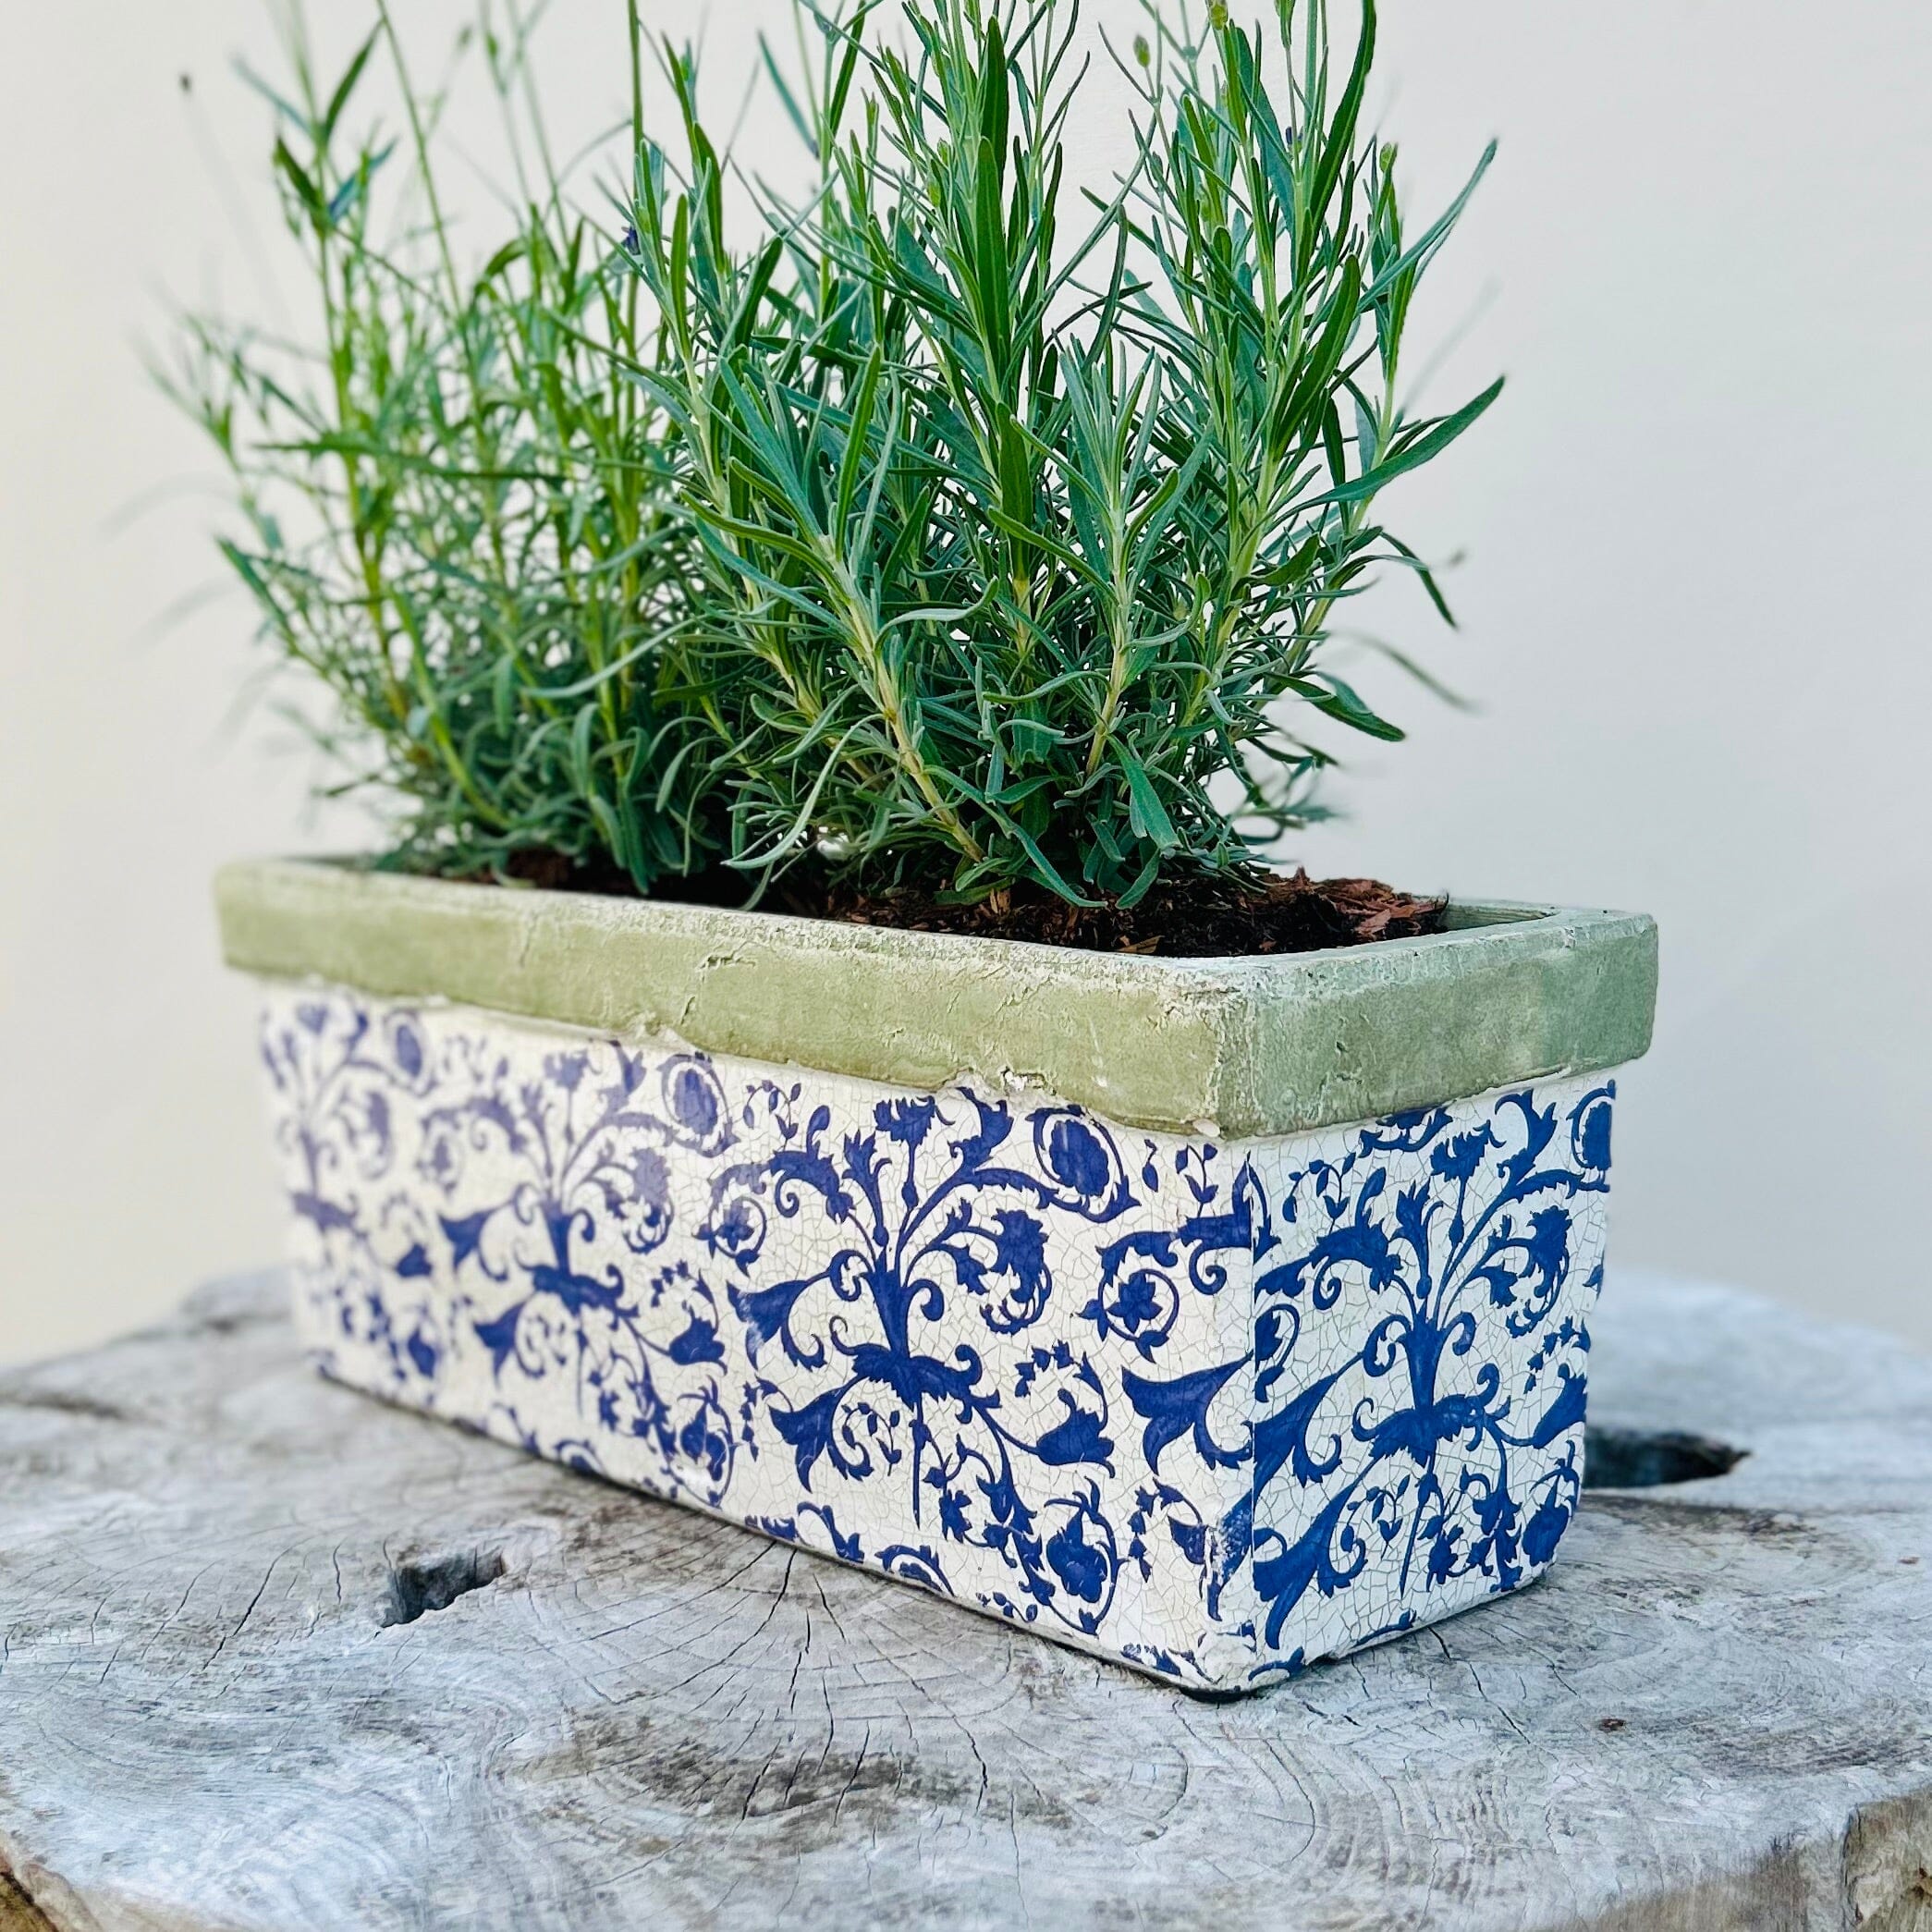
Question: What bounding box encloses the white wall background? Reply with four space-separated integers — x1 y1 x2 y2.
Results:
3 0 1928 1367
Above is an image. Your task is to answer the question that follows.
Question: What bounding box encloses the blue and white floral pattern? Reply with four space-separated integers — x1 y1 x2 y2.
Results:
261 988 1618 1691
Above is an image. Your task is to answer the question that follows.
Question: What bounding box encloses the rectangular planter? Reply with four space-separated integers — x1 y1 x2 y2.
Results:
217 858 1657 1694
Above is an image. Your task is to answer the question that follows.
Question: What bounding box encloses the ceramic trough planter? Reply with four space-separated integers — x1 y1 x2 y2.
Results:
217 858 1657 1694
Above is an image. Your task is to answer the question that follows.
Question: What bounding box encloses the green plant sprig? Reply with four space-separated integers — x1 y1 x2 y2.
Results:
170 0 707 888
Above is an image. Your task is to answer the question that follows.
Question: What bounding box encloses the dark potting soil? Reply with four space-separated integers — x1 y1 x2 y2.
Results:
488 850 1447 960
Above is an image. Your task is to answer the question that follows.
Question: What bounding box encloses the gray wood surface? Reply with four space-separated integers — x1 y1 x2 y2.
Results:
1 1269 1929 1931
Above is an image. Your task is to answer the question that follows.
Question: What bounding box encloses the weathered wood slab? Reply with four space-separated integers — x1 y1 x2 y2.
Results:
2 1270 1929 1931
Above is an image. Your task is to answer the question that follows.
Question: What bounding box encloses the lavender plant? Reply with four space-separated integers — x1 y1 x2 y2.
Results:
178 0 1498 909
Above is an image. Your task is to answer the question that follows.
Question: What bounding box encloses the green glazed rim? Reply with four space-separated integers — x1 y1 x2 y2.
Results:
215 857 1657 1139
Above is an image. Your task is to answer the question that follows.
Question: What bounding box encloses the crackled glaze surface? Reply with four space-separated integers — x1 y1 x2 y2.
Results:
261 987 1618 1690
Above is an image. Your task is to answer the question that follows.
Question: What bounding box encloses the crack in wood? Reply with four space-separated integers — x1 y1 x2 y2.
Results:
0 1865 55 1932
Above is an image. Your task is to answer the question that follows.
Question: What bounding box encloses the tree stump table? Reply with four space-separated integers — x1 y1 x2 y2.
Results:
2 1269 1928 1930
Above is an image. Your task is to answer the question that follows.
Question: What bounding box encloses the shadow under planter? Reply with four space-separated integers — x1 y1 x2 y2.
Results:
217 858 1657 1694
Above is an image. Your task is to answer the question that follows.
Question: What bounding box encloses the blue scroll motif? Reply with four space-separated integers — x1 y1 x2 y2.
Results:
699 1085 1142 1637
1246 1087 1610 1663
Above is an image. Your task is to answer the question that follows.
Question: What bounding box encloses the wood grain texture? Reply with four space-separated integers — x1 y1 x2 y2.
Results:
0 1269 1928 1931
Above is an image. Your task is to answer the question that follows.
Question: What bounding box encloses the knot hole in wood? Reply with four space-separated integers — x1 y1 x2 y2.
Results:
1584 1425 1748 1489
381 1549 507 1628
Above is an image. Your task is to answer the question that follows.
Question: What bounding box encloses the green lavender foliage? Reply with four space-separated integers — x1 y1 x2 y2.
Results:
177 0 1498 904
630 0 1498 901
170 4 704 887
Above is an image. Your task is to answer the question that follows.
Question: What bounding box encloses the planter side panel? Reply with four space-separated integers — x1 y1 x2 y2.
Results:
259 987 1257 1687
256 985 1615 1691
1238 1079 1613 1681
